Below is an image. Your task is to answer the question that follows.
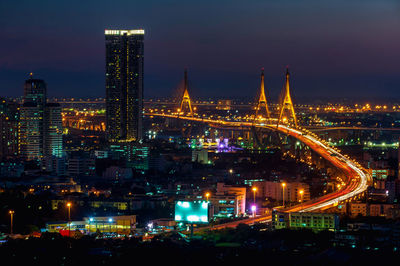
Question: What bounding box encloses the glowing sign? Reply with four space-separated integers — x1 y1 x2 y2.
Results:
174 201 210 224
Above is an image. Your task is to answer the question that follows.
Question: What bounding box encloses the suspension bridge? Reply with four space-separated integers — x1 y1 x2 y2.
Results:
145 68 372 229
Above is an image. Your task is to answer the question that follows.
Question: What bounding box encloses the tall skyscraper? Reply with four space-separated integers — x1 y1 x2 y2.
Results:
19 76 47 160
45 103 63 158
19 74 63 161
105 29 144 142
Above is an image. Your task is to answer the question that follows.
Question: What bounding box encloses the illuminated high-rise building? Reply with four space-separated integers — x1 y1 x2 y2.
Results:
19 75 47 160
19 74 63 161
23 73 47 106
105 29 144 142
45 103 63 158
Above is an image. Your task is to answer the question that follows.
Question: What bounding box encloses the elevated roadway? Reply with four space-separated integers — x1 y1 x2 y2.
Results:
145 113 372 229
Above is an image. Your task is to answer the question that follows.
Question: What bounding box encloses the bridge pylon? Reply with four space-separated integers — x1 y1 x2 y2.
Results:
277 68 297 127
178 69 194 117
254 68 271 121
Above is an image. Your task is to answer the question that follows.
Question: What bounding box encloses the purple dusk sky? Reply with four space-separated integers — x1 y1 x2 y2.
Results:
0 0 399 101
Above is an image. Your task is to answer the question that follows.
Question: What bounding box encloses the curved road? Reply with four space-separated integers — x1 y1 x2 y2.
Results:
146 113 372 229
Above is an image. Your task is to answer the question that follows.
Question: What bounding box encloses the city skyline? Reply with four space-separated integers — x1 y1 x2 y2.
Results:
0 0 399 99
2 1 400 262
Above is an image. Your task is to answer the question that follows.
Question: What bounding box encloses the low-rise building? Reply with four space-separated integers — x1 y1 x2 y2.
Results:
253 180 310 203
192 149 208 164
209 183 246 217
349 203 368 217
210 194 244 218
67 156 95 176
0 161 24 177
103 166 133 180
110 141 150 171
371 169 389 180
150 218 176 231
348 202 397 217
45 215 136 235
272 210 339 231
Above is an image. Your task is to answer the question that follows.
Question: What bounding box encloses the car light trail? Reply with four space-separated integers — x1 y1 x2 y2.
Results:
145 113 372 228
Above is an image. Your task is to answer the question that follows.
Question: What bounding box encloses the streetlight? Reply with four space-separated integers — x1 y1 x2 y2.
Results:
281 183 286 207
299 189 304 203
89 217 94 234
108 218 113 234
205 192 210 201
251 205 257 218
66 202 71 220
9 210 14 235
66 202 71 237
252 187 257 204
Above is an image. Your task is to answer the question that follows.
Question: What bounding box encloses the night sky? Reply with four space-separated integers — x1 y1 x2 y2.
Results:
0 0 399 101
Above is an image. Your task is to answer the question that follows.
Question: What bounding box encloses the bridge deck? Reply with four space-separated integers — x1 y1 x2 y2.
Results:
145 113 371 230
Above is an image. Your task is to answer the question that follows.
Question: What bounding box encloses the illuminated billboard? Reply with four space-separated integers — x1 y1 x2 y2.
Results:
174 201 210 224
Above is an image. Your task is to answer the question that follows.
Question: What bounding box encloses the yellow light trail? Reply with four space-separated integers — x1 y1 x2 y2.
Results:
145 112 372 229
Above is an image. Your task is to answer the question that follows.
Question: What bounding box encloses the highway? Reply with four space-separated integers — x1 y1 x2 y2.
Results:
145 113 372 229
